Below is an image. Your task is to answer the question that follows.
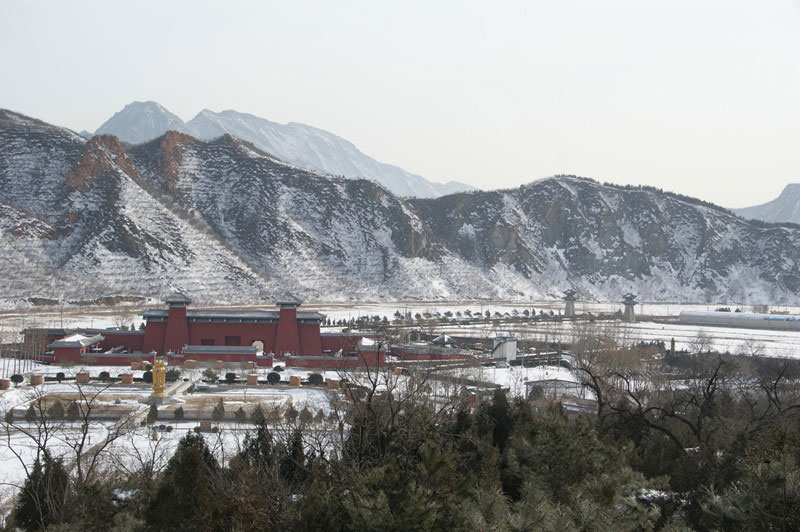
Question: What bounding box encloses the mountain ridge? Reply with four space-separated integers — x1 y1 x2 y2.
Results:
92 101 475 198
3 108 800 306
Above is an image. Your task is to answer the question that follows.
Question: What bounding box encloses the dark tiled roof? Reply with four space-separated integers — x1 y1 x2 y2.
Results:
143 309 324 321
276 292 303 306
183 345 258 354
164 292 192 305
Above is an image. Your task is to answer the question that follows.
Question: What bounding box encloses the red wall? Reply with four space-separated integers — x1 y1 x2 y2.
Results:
98 332 144 352
298 323 322 355
321 334 383 354
163 307 189 353
53 347 81 364
187 323 277 352
274 308 299 355
285 351 385 369
142 322 167 353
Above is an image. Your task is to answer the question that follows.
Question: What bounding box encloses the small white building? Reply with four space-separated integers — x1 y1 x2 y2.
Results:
493 336 517 362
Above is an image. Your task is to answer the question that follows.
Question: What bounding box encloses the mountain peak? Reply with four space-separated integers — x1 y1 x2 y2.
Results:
92 103 475 198
733 182 800 224
95 101 186 145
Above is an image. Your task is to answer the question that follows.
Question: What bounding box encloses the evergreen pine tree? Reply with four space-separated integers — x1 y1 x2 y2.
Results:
66 401 79 422
212 398 225 421
14 453 69 531
147 403 158 424
146 433 218 530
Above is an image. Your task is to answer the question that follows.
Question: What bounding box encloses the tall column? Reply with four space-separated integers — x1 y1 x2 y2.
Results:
274 293 302 355
163 292 191 354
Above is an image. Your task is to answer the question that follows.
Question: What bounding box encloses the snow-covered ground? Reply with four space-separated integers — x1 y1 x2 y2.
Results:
434 319 800 359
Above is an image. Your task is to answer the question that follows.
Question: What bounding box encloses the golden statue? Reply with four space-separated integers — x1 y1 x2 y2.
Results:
151 359 167 398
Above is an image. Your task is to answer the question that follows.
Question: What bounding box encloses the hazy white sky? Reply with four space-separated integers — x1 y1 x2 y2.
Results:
2 0 799 207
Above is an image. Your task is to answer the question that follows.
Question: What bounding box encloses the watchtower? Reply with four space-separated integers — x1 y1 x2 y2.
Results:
563 289 577 318
622 293 638 323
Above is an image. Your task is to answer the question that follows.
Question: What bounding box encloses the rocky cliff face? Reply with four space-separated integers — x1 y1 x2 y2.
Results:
3 109 800 306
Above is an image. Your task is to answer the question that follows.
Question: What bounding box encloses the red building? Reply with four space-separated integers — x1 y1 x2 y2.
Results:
25 293 384 368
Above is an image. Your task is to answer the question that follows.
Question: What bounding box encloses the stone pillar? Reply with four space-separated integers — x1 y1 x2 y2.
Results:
29 375 43 386
326 378 340 389
289 375 301 387
120 373 134 384
0 379 10 390
76 372 90 384
247 373 259 386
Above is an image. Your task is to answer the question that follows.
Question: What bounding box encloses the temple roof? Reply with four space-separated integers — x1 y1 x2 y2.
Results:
51 333 105 349
275 292 303 307
142 309 325 322
164 292 192 306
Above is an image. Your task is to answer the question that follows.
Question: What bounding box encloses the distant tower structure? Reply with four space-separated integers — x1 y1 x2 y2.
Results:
563 289 577 319
622 293 638 323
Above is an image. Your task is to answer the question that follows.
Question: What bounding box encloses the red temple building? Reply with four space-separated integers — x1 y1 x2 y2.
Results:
24 293 384 368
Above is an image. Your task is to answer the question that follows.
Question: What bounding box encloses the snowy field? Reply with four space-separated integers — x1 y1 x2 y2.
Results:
433 319 800 359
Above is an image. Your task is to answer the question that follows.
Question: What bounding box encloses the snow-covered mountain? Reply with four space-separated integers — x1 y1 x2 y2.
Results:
95 101 185 145
183 109 472 198
4 108 800 306
733 184 800 225
92 102 474 198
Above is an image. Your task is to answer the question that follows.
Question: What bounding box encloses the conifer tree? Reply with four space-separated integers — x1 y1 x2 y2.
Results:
146 433 218 530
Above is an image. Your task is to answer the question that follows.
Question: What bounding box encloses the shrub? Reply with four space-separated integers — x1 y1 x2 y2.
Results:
267 372 280 385
234 407 246 423
147 404 158 424
67 401 79 422
173 406 185 420
212 398 225 421
225 372 237 384
47 401 65 420
165 369 181 382
25 404 36 422
166 425 174 432
202 369 218 382
4 410 13 423
308 373 324 386
142 370 153 384
284 404 298 423
10 374 23 387
299 406 313 424
55 372 65 383
99 371 111 382
250 404 265 424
